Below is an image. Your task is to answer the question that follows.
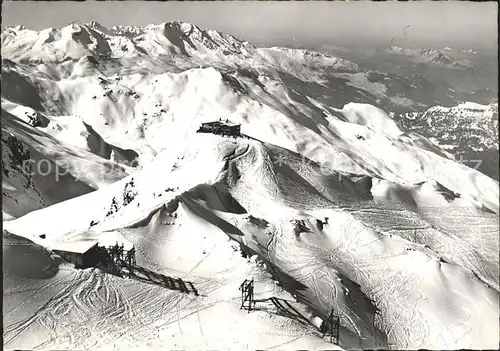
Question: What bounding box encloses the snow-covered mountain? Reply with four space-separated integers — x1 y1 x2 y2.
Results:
2 21 499 350
318 43 497 106
443 46 479 54
1 22 473 110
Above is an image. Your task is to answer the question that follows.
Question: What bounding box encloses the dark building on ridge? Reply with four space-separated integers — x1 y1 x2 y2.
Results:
197 120 241 137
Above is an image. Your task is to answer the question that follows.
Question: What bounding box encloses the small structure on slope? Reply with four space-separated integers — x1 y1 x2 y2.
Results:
197 119 241 137
51 240 100 269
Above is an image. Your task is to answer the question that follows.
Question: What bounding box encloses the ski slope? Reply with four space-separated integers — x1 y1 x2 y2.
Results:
3 229 338 350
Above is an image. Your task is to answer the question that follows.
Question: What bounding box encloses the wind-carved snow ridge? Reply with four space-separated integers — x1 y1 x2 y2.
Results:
2 20 499 351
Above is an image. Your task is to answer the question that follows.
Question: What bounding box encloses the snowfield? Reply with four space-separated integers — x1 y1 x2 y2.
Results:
2 21 499 350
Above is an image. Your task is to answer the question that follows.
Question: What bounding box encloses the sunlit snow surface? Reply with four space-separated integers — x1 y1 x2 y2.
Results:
2 21 499 350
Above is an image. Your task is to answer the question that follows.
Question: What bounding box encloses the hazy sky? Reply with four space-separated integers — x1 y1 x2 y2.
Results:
2 1 497 50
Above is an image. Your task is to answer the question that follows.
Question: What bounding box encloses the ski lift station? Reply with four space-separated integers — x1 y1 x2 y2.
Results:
197 120 241 137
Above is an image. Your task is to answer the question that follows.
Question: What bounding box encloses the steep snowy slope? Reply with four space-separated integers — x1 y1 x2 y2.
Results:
3 22 492 199
1 109 133 218
387 46 475 69
3 100 140 165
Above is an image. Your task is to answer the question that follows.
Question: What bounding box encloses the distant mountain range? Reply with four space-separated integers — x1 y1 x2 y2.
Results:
2 21 498 350
391 102 498 153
